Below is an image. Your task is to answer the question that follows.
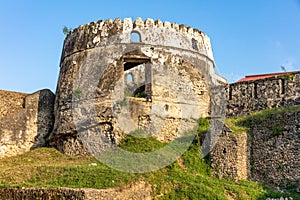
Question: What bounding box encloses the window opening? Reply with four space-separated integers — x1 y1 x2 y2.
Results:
130 31 141 42
127 74 133 83
253 83 258 99
192 38 198 50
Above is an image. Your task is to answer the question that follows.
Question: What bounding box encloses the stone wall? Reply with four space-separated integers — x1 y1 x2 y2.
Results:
0 90 27 119
0 89 55 158
50 18 220 155
211 107 300 189
249 109 300 188
227 72 300 116
210 126 249 180
61 17 215 62
0 181 152 200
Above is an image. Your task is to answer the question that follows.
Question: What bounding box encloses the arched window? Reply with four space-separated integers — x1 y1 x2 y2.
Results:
127 74 133 83
130 31 141 42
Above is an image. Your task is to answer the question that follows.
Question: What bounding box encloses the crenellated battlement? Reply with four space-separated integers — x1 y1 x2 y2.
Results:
69 17 207 42
62 17 214 62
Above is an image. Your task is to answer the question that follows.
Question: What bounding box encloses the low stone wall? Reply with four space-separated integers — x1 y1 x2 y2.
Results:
227 72 300 116
249 109 300 188
0 89 55 158
210 126 249 180
0 188 84 200
0 181 152 200
211 108 300 189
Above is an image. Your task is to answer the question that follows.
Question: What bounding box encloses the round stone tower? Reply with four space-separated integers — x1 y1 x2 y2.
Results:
49 17 223 155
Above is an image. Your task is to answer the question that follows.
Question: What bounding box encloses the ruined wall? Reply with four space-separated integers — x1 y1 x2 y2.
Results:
50 17 220 155
210 126 249 180
249 109 300 188
0 90 27 119
0 89 55 158
211 108 300 189
214 73 300 188
227 72 300 116
0 181 152 200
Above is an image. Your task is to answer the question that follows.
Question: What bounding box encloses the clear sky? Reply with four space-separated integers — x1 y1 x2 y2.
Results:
1 0 300 93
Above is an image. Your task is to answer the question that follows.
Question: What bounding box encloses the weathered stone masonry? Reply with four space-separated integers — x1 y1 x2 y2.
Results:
1 16 299 194
49 17 222 155
210 127 249 181
0 89 55 158
227 72 300 116
249 109 300 188
211 73 300 189
0 181 152 200
211 109 300 189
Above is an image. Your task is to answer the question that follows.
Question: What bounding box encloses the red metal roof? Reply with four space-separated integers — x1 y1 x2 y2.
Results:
237 71 299 83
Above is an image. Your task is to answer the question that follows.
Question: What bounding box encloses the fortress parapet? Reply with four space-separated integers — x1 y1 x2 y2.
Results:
62 17 214 63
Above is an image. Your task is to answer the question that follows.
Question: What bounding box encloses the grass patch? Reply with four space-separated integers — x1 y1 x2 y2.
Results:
120 135 166 153
225 116 249 133
0 118 299 199
225 105 300 136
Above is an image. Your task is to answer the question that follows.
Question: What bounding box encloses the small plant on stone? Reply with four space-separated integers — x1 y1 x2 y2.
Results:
117 98 127 107
74 88 82 99
134 91 147 98
281 73 295 80
270 123 284 136
62 26 72 36
124 89 133 97
277 161 284 172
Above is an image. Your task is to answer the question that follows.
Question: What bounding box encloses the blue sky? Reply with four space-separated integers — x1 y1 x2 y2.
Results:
0 0 300 93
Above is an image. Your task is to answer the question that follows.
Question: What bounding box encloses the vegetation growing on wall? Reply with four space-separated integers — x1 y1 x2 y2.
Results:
62 26 72 36
225 105 300 136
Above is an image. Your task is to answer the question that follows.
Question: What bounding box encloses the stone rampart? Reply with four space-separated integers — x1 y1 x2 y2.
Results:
0 89 55 158
227 72 300 116
211 107 300 189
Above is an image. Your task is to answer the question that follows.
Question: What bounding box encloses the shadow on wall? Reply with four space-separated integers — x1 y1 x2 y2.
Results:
31 89 56 149
0 89 55 158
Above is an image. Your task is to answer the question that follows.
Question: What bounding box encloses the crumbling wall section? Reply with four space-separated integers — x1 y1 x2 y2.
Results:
249 109 300 188
210 126 249 180
0 181 152 200
0 90 27 119
0 89 55 158
211 108 300 189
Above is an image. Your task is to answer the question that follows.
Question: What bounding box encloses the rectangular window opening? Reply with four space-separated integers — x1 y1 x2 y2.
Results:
281 79 285 95
229 86 232 100
253 83 258 99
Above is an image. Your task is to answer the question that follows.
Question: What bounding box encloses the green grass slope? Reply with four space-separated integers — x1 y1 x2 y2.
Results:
0 118 299 199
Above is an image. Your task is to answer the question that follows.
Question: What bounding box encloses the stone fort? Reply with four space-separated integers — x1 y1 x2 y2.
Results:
0 18 299 190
